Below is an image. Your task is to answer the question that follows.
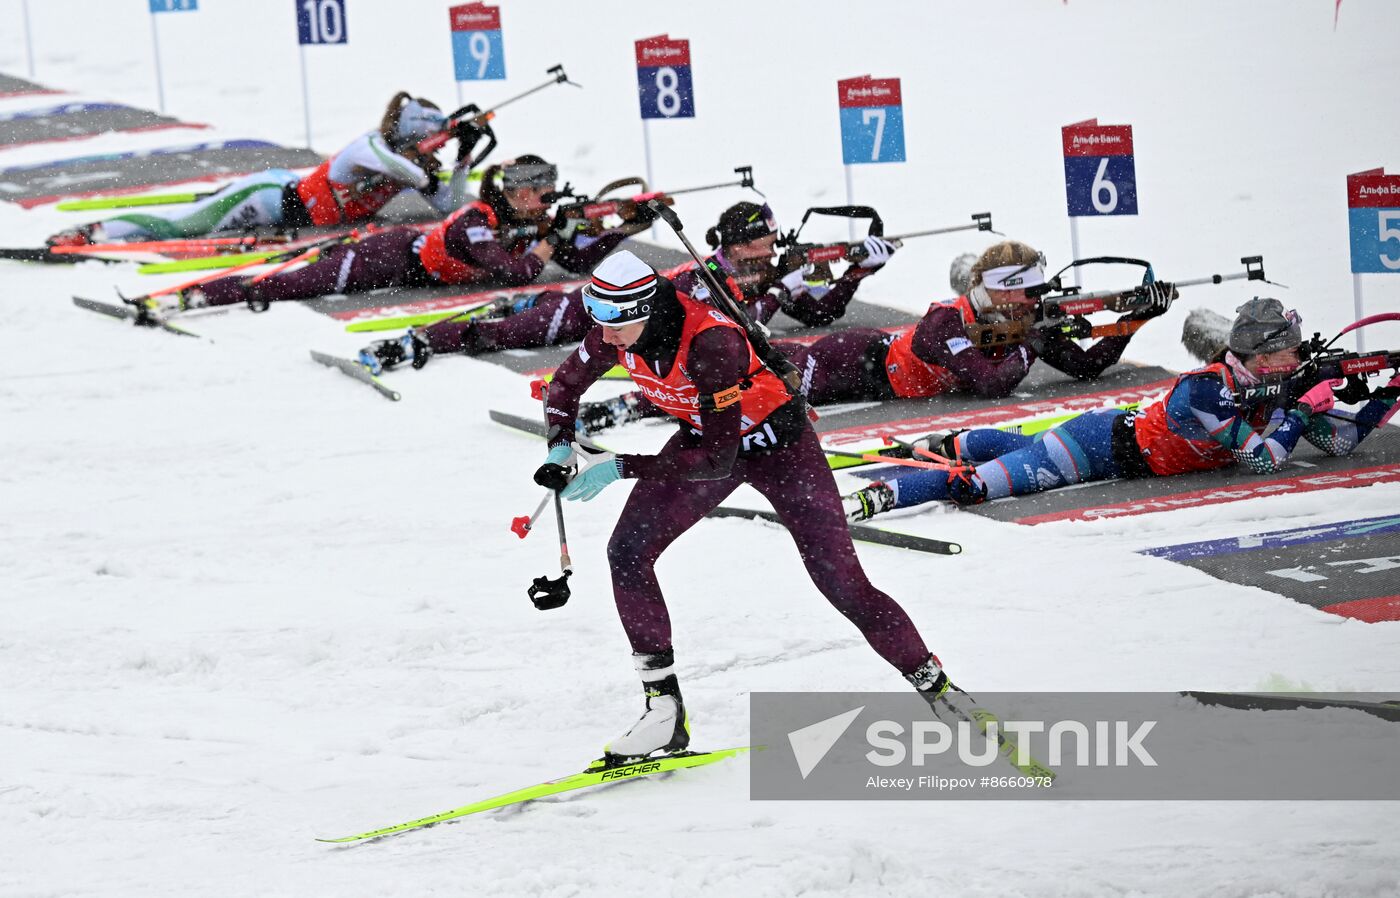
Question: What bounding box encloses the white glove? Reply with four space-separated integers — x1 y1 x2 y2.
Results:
779 264 813 293
859 236 897 269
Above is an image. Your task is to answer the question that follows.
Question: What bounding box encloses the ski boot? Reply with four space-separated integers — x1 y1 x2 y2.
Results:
597 651 690 768
910 430 965 462
843 481 895 522
577 393 646 433
906 655 976 721
357 328 432 375
46 223 103 248
477 292 540 319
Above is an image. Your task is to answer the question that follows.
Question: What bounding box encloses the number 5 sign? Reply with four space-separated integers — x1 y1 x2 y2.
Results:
837 76 905 164
1347 168 1400 273
1062 118 1136 216
450 4 505 82
1346 167 1400 351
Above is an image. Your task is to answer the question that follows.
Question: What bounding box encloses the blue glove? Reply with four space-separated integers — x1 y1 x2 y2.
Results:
534 443 576 491
561 456 622 501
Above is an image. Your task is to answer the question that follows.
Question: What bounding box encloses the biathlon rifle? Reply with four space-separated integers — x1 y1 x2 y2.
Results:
548 165 758 232
965 255 1271 349
778 210 995 272
417 64 580 169
1235 313 1400 407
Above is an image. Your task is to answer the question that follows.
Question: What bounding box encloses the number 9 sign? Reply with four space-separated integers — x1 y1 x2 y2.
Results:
635 35 694 120
450 3 505 81
1062 119 1137 217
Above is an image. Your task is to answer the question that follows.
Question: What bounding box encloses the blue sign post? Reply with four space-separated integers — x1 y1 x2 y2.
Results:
836 75 905 238
148 0 198 114
1346 168 1400 351
634 35 694 235
295 0 347 149
449 3 505 107
1061 118 1137 286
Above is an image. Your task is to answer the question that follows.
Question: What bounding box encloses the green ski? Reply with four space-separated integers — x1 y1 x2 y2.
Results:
344 301 502 334
317 747 750 843
137 251 285 275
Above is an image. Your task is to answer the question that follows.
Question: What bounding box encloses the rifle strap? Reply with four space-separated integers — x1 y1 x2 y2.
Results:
1088 319 1149 339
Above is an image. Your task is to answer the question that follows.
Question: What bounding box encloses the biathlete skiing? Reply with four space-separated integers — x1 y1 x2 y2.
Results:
530 248 960 765
844 297 1400 518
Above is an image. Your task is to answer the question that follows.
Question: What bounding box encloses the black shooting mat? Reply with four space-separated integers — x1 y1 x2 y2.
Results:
0 101 193 149
0 141 324 204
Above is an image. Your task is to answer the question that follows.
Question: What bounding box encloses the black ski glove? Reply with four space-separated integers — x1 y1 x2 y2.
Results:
534 443 576 491
624 199 661 227
1124 281 1178 321
454 121 487 164
534 463 572 491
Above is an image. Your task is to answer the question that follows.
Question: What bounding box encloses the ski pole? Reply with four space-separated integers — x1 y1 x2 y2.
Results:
248 227 368 285
511 491 552 539
821 447 949 470
646 199 808 400
526 381 572 610
124 231 361 305
49 235 282 256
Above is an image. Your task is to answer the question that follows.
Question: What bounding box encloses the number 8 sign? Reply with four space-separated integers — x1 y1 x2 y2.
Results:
635 35 694 119
1062 118 1137 217
450 3 505 81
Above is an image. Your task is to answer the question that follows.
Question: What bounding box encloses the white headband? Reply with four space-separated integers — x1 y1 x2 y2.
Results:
980 263 1046 291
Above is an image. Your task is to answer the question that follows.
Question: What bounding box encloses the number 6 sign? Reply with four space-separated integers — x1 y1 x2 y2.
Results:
1062 118 1136 217
450 3 505 82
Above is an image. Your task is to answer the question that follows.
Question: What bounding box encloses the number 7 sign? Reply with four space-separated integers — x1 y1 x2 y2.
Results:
837 76 905 164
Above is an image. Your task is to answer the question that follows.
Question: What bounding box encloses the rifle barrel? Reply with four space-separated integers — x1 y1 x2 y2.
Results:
478 68 575 119
665 178 749 198
884 221 985 242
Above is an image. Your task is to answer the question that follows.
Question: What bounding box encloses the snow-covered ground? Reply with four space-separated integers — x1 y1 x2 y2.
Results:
2 2 1399 896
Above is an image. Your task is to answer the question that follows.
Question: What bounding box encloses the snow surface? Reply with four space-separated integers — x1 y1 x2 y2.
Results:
2 2 1399 896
